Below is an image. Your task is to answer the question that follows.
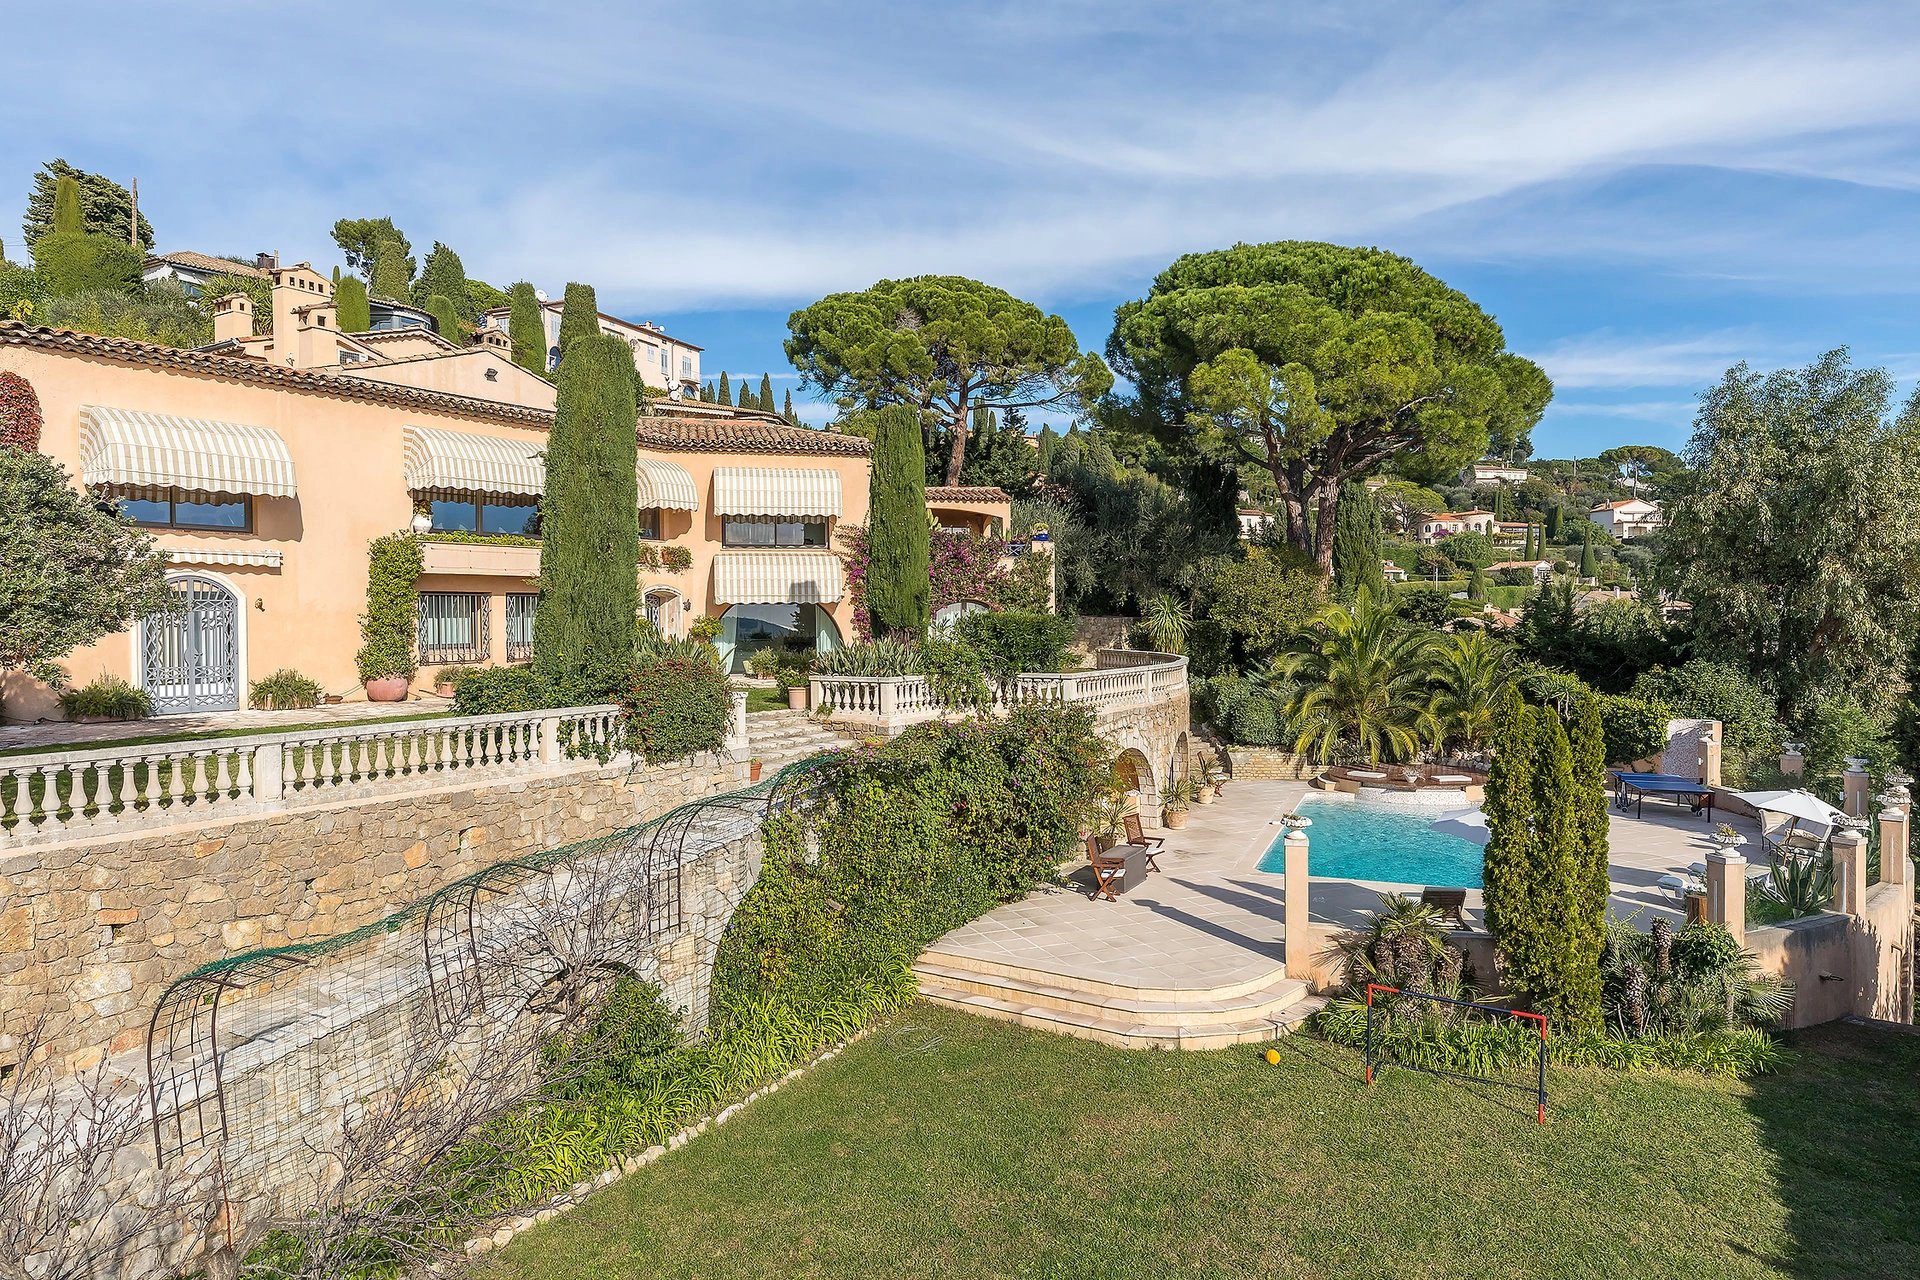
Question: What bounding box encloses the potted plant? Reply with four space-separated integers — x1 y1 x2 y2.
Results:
749 757 763 782
433 665 475 698
356 533 422 702
1194 774 1217 804
410 499 433 536
1163 777 1197 829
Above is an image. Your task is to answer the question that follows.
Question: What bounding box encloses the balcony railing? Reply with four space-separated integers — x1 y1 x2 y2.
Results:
0 699 745 851
810 648 1186 732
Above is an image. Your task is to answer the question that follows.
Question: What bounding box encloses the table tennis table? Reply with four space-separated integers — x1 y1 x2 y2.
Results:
1610 771 1716 822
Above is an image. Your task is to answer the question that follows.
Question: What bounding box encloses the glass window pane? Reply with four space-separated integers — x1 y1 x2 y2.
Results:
481 500 539 535
803 521 826 547
638 508 660 540
118 496 170 525
174 497 248 529
774 522 802 547
431 499 479 532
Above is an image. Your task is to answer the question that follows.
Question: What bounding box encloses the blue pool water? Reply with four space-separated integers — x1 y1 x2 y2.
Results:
1256 798 1485 888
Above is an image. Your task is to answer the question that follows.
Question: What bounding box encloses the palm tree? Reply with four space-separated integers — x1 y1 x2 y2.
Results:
1428 630 1514 756
1276 590 1438 764
1139 593 1191 654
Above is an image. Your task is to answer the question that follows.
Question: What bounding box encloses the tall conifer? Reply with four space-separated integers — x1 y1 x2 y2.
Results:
334 274 371 332
558 283 598 356
507 281 546 371
866 403 931 637
758 373 775 414
717 371 731 405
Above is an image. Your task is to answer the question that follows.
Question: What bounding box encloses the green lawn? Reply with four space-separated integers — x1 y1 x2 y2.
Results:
493 1006 1919 1280
743 687 790 714
0 709 455 760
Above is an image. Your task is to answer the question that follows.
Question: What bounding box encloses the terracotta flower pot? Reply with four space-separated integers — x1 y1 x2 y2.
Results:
786 685 808 710
1164 807 1190 829
434 682 455 698
1195 784 1216 805
363 676 410 703
750 760 764 781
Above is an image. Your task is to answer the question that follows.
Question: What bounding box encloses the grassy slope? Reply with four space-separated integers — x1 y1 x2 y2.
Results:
493 1007 1920 1280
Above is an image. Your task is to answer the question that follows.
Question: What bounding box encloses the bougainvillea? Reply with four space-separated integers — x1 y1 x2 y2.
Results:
840 525 1053 640
0 371 43 450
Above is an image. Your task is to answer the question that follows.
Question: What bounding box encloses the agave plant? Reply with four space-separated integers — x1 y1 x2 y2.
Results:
814 637 925 677
1274 590 1439 764
1752 850 1833 919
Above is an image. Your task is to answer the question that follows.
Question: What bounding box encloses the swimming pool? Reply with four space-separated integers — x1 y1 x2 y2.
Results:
1255 797 1485 888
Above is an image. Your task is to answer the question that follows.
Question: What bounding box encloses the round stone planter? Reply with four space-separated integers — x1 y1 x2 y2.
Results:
1194 783 1216 805
1164 806 1190 829
363 676 410 703
786 686 808 711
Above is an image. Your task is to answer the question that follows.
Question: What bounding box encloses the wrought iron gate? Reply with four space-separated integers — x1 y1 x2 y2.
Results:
143 576 239 714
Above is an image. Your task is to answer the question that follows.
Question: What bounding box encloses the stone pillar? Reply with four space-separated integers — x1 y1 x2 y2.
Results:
1283 827 1312 982
1877 804 1910 889
1831 824 1868 917
725 690 749 753
538 714 561 766
1842 758 1870 818
251 743 284 803
1779 742 1805 778
1697 726 1722 788
1704 847 1747 949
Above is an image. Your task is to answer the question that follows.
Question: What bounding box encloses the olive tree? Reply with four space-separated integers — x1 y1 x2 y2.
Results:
1108 241 1550 574
785 276 1110 485
1 446 170 683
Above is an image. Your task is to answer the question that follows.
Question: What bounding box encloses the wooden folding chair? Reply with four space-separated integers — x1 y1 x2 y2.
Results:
1085 835 1126 902
1420 887 1469 929
1121 812 1164 872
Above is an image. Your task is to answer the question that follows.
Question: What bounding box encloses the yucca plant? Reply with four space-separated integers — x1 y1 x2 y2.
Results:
1138 593 1192 654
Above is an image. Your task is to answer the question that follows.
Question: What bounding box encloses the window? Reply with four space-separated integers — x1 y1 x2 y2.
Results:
505 592 537 661
429 496 541 536
116 490 251 532
681 355 693 376
722 519 827 548
638 507 661 540
418 592 489 663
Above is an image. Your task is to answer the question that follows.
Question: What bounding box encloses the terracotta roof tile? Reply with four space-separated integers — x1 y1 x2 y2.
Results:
0 321 552 427
145 251 268 278
926 485 1011 502
636 414 870 457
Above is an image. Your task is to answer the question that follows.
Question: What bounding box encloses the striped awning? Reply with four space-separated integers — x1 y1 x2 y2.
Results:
165 547 284 568
713 551 844 604
636 457 699 511
402 425 544 497
711 467 841 519
80 406 296 498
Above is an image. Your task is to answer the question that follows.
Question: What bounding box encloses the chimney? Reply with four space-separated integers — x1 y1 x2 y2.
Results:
255 251 277 272
212 294 253 344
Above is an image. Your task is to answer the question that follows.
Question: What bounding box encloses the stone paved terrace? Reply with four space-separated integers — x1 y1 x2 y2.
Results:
925 778 1765 1000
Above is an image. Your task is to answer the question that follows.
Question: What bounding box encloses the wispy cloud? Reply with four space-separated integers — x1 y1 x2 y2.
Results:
1527 331 1775 390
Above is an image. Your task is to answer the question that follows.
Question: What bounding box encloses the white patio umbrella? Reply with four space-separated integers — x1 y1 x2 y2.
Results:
1735 789 1847 830
1429 809 1489 846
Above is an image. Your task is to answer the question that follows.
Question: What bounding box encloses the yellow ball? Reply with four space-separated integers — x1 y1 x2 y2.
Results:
1264 1048 1281 1065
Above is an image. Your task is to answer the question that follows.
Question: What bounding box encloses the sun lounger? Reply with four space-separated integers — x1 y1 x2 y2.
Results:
1430 774 1474 785
1420 887 1469 928
1349 770 1389 780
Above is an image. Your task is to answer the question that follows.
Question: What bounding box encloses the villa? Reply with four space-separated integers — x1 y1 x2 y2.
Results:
478 299 703 393
1414 508 1496 542
0 272 1008 719
1589 497 1664 538
1487 558 1552 581
1462 460 1530 485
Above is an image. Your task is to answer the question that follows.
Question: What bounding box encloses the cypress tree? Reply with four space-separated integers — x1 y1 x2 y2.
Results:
1521 524 1535 560
557 282 598 356
866 403 931 638
1579 530 1598 580
370 238 411 301
737 379 752 409
414 242 471 322
1525 708 1593 1027
1545 505 1563 541
535 331 639 693
783 388 796 423
425 294 462 344
1331 480 1387 598
701 381 715 403
758 373 775 414
51 175 82 235
331 265 341 286
1468 564 1487 601
717 371 731 405
1483 687 1539 980
1568 689 1611 1031
334 274 371 332
506 281 545 371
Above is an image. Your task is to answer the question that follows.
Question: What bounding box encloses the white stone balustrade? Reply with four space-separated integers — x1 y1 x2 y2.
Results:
810 648 1187 734
0 704 628 850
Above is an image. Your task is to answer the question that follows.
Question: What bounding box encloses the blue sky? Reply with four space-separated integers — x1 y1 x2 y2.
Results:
7 1 1920 456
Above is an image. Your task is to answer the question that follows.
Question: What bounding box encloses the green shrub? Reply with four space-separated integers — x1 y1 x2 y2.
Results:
619 657 731 762
1523 669 1670 765
249 668 323 710
452 665 548 715
919 635 991 708
954 609 1072 677
30 230 141 295
814 638 923 677
1631 660 1784 780
354 533 422 681
1227 693 1281 746
660 544 692 572
57 674 150 721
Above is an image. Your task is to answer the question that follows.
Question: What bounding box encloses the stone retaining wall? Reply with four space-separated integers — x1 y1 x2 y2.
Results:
1225 747 1318 780
0 750 752 1072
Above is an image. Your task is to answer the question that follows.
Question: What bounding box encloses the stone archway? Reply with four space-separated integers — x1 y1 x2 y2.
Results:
1115 746 1159 825
1171 731 1192 785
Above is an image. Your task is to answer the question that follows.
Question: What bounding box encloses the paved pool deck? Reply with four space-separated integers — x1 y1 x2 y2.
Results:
926 778 1757 993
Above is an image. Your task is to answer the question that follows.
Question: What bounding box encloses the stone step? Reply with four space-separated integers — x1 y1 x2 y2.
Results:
911 959 1310 1029
915 945 1290 1003
916 979 1325 1050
